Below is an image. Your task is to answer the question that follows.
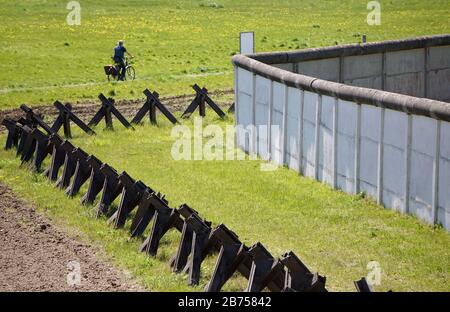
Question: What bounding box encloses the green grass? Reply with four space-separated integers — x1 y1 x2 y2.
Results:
0 113 449 291
0 0 449 108
1 0 449 292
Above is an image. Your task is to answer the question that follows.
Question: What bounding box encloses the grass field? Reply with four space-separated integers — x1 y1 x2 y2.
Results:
1 0 450 292
0 113 449 292
0 0 449 109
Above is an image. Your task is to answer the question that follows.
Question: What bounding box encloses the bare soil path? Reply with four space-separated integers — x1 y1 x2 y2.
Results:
0 89 234 133
0 183 145 292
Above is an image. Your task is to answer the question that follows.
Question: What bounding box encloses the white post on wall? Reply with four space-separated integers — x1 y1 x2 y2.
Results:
240 32 255 55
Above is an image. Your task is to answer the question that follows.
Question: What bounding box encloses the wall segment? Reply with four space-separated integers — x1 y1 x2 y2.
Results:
233 35 450 230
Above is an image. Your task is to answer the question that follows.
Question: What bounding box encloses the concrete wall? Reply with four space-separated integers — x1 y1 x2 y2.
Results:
235 66 450 230
271 45 450 102
234 36 450 230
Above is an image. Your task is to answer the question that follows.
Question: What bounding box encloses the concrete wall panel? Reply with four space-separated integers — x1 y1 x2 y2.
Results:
344 76 382 90
409 151 434 223
255 76 271 159
428 45 450 70
236 92 253 152
412 115 437 156
385 72 425 97
236 68 254 152
385 49 424 75
235 39 450 230
360 105 381 198
384 109 407 147
255 76 270 106
273 63 295 72
409 115 437 224
302 91 318 178
336 100 357 193
271 82 285 165
427 68 450 101
343 53 382 80
318 96 335 185
382 109 407 212
285 87 301 171
297 58 340 82
382 145 406 211
237 67 253 95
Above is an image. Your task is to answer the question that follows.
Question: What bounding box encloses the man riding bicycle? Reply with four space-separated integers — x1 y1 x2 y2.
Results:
113 40 133 81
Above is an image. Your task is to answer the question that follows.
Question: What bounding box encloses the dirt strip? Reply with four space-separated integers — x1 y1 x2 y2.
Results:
0 183 145 292
0 89 234 133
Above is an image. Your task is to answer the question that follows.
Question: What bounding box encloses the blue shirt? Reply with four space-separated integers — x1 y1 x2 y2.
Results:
114 45 127 59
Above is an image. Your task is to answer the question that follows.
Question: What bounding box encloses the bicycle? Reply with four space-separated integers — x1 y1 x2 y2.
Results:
104 57 135 81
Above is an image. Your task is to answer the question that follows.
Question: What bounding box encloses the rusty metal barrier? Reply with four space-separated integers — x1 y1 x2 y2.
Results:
139 194 183 256
171 205 215 286
88 94 134 130
52 101 95 138
130 190 157 238
2 118 23 150
132 89 178 125
16 126 34 164
281 251 327 292
15 117 39 157
19 126 49 172
141 205 183 257
170 205 206 269
65 148 91 197
182 84 226 119
227 102 235 114
20 104 54 135
43 135 66 181
109 171 151 229
55 140 77 190
354 277 374 292
246 243 285 292
204 224 251 292
96 163 122 217
7 121 51 174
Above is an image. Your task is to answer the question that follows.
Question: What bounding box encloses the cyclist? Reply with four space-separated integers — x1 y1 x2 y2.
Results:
113 40 133 81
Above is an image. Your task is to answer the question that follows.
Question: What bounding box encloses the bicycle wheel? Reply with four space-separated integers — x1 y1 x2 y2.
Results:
126 66 136 81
